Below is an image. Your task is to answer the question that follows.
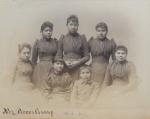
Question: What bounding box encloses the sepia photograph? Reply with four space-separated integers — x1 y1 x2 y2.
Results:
0 0 150 119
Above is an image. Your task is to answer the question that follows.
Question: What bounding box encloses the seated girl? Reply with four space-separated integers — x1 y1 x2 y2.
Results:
43 58 73 106
71 65 100 107
12 43 34 91
103 45 138 94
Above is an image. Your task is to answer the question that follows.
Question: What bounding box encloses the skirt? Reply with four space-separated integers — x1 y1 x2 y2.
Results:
32 60 53 89
91 61 108 86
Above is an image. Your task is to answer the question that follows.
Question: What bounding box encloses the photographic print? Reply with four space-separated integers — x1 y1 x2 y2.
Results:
0 0 150 119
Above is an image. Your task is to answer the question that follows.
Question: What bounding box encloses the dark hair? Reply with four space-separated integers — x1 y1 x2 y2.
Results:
115 45 128 54
53 57 64 64
79 65 91 74
95 22 108 31
18 43 31 53
40 21 53 32
67 15 79 25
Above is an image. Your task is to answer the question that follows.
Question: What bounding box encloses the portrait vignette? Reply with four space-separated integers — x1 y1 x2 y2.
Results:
0 0 150 119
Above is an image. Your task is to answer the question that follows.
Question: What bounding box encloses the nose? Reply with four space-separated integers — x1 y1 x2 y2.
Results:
25 53 29 57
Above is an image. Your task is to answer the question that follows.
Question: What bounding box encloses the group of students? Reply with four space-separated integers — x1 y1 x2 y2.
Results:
12 14 137 107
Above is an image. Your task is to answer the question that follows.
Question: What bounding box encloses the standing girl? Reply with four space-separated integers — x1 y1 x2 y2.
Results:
32 21 57 89
56 15 90 81
88 22 116 88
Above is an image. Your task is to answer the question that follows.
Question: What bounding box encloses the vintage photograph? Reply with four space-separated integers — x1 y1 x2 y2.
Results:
0 0 150 119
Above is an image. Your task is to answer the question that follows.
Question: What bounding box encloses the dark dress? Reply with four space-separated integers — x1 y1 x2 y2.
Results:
95 60 138 108
32 38 57 89
104 60 137 87
43 69 73 106
88 37 116 86
56 33 90 80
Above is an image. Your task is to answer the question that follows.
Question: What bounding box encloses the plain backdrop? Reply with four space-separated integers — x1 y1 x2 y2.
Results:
0 0 150 118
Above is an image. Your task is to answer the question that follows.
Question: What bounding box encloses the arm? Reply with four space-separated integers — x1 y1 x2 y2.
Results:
120 62 138 93
32 40 39 65
12 65 17 85
102 63 113 88
70 82 78 105
88 83 100 105
111 38 117 61
78 35 90 65
69 35 90 69
55 35 64 59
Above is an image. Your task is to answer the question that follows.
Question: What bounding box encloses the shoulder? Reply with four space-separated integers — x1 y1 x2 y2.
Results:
74 80 81 86
109 38 116 47
53 37 57 41
127 61 136 70
79 34 87 41
63 72 71 78
106 37 116 43
27 60 33 66
88 36 94 45
58 34 65 41
48 71 56 80
108 61 114 68
33 39 40 45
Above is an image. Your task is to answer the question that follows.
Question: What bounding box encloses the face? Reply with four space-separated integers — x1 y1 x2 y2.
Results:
96 27 107 39
42 27 53 39
19 47 31 62
67 21 78 34
80 68 91 80
53 61 64 72
115 50 127 62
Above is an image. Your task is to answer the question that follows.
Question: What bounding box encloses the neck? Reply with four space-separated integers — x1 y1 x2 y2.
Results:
116 60 127 64
53 70 62 75
69 32 78 36
97 37 106 41
43 37 51 41
19 58 29 63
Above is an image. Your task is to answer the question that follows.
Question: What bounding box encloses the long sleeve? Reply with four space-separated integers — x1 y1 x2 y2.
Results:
55 35 64 59
120 62 138 93
111 38 117 61
12 65 17 84
32 40 39 65
88 83 100 105
76 35 90 66
70 81 78 105
103 63 112 87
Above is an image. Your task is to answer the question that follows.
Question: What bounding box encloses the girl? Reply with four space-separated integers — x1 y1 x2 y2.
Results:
103 45 137 93
88 22 116 88
12 43 34 91
56 15 90 81
95 45 138 108
32 21 58 89
43 58 73 106
71 65 99 107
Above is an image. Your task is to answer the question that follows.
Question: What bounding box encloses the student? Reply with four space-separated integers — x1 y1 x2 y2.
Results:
103 45 137 93
88 22 116 88
71 65 99 107
43 58 73 106
12 43 34 91
56 15 90 81
32 21 58 89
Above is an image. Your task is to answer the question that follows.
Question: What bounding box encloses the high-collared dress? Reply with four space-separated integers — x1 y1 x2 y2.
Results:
12 59 34 91
71 79 99 107
56 33 90 81
88 37 116 86
32 38 57 89
43 70 73 106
